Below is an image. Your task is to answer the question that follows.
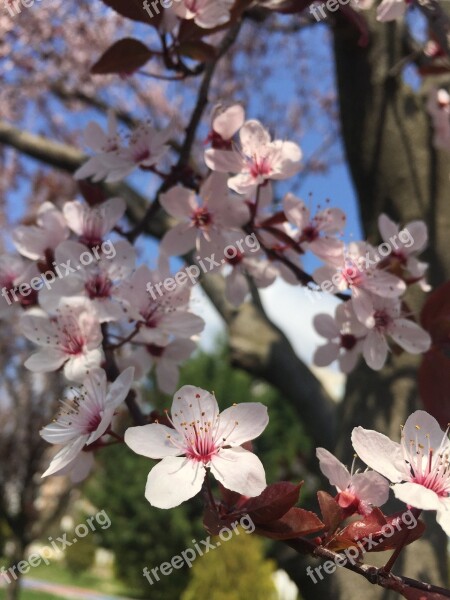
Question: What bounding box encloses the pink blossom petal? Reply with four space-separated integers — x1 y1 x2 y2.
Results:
392 482 441 510
389 319 431 354
351 471 390 507
313 342 339 367
25 348 67 373
378 214 399 242
313 314 340 339
403 221 428 253
316 447 351 491
42 435 88 478
239 120 271 155
204 148 243 173
402 410 448 453
213 104 245 139
145 456 205 508
363 330 389 370
161 224 197 256
215 402 269 447
225 269 249 306
171 385 219 432
351 427 406 482
160 186 198 219
210 447 266 497
63 349 103 383
125 424 184 459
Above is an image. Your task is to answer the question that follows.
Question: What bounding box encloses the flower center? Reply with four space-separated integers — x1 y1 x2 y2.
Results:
192 207 212 229
404 426 450 498
249 156 272 179
147 344 165 357
85 274 113 299
374 310 391 331
340 334 357 350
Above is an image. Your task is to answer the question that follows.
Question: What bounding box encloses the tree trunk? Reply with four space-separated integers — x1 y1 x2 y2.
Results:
4 537 25 600
327 8 450 600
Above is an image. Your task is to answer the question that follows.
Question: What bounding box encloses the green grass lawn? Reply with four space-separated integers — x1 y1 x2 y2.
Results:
0 559 135 599
30 562 136 596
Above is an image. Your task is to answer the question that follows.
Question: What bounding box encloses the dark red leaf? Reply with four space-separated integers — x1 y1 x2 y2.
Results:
317 491 344 534
255 507 324 540
327 508 425 552
91 39 154 75
245 482 303 524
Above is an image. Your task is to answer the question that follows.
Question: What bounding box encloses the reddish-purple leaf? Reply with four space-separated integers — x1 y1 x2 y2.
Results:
327 508 425 552
255 507 324 540
91 39 154 75
317 491 344 534
245 482 303 524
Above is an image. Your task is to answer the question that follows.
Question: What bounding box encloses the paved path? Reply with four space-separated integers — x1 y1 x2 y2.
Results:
2 576 134 600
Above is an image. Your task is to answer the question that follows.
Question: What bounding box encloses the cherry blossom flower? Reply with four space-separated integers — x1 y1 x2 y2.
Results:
63 197 126 247
313 242 406 327
205 120 302 205
40 367 134 480
173 0 234 29
38 240 135 322
116 265 205 345
378 213 430 291
124 385 268 508
12 201 69 261
426 88 450 151
283 193 345 261
119 339 197 394
316 447 389 515
313 301 366 373
160 173 249 256
20 297 103 382
207 103 245 149
360 297 431 370
352 410 450 535
75 119 172 183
